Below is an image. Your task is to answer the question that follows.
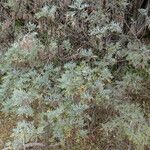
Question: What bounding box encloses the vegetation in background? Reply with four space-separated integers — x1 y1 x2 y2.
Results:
0 0 150 150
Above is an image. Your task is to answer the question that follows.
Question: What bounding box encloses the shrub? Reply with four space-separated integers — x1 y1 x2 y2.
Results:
0 0 150 150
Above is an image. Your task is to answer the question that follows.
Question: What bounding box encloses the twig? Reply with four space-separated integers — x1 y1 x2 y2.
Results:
2 142 61 150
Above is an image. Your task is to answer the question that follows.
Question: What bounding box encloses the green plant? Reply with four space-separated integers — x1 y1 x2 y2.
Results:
0 0 150 150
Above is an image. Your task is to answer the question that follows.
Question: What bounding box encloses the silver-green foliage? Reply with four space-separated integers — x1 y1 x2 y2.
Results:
0 0 150 149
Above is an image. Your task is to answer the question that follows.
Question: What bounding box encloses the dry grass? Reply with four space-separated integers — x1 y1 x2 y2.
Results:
0 112 19 149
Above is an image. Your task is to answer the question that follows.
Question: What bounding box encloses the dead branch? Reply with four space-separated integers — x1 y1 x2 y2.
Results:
2 142 61 150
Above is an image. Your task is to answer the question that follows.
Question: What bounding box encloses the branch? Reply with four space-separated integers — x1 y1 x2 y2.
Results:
2 142 61 150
